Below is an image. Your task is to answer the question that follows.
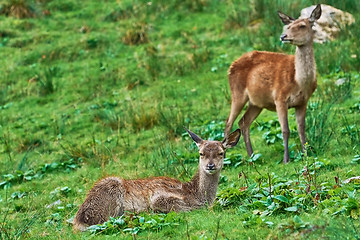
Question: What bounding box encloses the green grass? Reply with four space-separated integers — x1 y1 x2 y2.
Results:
0 0 359 239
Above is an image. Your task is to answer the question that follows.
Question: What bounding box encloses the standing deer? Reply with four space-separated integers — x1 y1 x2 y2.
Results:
73 128 241 231
224 4 322 163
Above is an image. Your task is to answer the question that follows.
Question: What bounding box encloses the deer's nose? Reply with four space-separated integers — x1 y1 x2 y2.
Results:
207 163 216 170
280 34 287 41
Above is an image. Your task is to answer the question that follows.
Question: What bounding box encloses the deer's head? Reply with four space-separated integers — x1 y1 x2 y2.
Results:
185 128 241 175
278 4 321 46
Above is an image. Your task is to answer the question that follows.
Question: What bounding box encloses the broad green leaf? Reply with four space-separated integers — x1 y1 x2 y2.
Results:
284 206 298 212
293 215 303 224
3 174 14 181
274 195 289 203
223 158 231 165
0 181 8 188
265 221 274 227
267 202 277 211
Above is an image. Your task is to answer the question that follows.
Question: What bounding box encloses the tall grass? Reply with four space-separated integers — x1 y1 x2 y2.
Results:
306 99 334 156
340 115 360 149
306 72 354 155
0 189 40 240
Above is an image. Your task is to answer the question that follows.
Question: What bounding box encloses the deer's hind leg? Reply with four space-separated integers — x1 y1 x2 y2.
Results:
238 104 262 157
225 94 248 137
73 178 124 231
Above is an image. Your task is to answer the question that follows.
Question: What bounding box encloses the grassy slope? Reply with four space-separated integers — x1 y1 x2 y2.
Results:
0 0 359 239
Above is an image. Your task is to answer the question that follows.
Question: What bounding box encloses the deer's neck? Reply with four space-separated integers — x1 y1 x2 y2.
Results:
294 43 316 86
190 169 220 205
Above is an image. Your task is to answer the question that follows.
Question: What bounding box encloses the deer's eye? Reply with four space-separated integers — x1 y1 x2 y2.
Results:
219 152 224 156
199 153 204 157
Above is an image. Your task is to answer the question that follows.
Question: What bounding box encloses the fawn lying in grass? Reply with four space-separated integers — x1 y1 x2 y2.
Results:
73 128 241 231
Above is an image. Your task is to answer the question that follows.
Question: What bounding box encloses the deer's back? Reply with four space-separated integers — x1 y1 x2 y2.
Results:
228 51 308 109
229 51 295 87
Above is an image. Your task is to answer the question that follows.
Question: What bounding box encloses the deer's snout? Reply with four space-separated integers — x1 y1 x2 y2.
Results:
206 163 216 170
280 34 287 41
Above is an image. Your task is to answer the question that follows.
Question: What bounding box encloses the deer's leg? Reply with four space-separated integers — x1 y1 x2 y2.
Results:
225 97 247 137
276 102 290 163
151 195 190 213
295 104 307 150
238 104 262 157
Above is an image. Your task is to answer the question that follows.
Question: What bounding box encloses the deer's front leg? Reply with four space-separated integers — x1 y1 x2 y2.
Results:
295 104 307 150
150 194 190 213
276 101 290 163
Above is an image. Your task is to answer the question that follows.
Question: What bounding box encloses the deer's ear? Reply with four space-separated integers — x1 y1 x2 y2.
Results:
309 4 321 23
278 11 294 25
222 129 241 149
184 127 203 147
